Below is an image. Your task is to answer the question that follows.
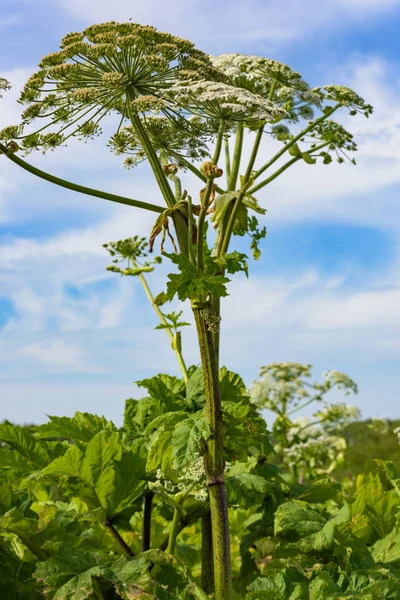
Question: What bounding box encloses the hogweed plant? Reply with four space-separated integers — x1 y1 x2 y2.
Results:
250 363 360 483
0 21 374 600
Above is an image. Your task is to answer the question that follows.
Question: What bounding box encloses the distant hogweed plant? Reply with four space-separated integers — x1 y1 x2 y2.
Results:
0 21 372 600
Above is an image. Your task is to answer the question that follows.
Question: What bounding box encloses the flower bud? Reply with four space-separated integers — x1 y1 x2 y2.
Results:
200 161 223 178
162 163 178 175
200 161 212 176
7 141 20 153
211 165 223 178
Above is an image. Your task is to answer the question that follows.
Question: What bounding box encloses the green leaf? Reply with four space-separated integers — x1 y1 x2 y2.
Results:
301 151 316 164
220 367 248 404
164 253 230 304
376 460 400 497
223 402 272 462
34 413 111 443
34 545 114 599
225 472 270 506
0 542 42 599
136 374 187 413
352 473 400 540
288 143 302 157
210 192 237 228
313 503 352 550
274 500 326 538
308 574 341 599
248 568 308 600
43 430 146 518
213 251 249 277
372 527 400 563
146 411 189 434
185 367 206 409
296 479 342 503
243 195 266 215
171 413 210 470
0 422 66 471
146 430 172 473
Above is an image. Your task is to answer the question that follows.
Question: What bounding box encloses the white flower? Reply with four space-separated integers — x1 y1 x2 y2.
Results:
169 80 286 123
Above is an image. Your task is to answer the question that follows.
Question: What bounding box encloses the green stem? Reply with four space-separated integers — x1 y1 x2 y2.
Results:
224 136 231 185
167 507 181 555
127 109 175 209
0 143 164 214
134 259 189 383
228 124 244 191
220 124 265 257
287 396 317 416
248 141 330 195
202 510 214 595
192 305 232 600
126 108 189 256
141 491 154 552
248 157 300 194
244 125 264 184
197 121 225 271
253 105 340 180
187 195 196 265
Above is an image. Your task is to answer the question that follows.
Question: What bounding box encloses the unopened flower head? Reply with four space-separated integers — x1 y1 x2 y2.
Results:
0 77 11 98
307 120 358 165
4 21 223 153
108 115 212 167
317 85 373 117
322 370 358 395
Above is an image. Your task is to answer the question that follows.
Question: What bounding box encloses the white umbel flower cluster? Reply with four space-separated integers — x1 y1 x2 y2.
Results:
170 80 286 123
211 54 309 92
284 434 346 469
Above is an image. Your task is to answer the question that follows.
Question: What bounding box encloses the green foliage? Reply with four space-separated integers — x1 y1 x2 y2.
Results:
1 367 400 600
163 252 230 303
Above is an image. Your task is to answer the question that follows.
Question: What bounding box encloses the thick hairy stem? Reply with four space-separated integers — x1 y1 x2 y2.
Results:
0 143 164 214
201 510 215 594
141 491 154 552
167 507 181 555
208 484 232 600
104 520 134 557
192 306 232 600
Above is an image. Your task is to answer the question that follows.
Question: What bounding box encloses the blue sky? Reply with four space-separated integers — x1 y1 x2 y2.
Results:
1 0 400 425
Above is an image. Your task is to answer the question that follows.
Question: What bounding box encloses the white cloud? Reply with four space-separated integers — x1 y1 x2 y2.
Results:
21 339 89 368
45 0 400 47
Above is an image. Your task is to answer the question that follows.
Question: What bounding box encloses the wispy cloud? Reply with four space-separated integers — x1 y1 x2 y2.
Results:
47 0 400 47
